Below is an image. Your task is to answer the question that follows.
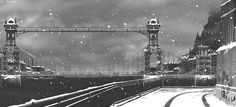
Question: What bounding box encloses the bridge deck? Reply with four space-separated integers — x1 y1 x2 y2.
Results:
111 88 231 107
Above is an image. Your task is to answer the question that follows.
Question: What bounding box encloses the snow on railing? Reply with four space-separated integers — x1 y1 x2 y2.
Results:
195 75 215 80
9 77 160 107
9 82 115 107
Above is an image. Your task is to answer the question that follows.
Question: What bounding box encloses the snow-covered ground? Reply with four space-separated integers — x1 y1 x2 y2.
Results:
206 94 234 107
111 88 232 107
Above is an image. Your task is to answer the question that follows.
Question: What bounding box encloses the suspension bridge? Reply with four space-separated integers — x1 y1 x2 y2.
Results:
0 18 208 107
0 17 181 75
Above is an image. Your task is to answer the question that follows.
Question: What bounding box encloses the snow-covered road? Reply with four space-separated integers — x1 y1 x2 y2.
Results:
111 88 232 107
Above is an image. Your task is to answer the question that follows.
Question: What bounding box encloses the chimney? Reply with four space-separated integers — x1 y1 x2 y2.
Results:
31 59 34 66
28 59 30 67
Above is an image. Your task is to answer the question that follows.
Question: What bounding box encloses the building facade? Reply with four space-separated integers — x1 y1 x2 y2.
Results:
215 0 236 106
220 0 236 45
217 0 236 86
0 53 3 71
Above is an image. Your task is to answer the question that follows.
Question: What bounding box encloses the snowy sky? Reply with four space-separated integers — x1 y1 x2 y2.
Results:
0 0 222 74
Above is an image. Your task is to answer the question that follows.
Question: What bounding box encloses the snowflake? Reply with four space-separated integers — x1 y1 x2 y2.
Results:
152 13 155 16
80 41 83 44
128 6 132 10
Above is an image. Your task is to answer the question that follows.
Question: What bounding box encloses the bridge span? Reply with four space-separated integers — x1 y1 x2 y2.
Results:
1 18 180 75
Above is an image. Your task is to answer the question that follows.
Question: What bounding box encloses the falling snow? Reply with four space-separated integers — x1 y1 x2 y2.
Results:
0 0 222 75
80 41 83 44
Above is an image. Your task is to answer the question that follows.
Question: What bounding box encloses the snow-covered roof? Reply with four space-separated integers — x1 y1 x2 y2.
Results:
216 41 236 52
6 18 17 25
188 56 196 61
221 0 231 7
182 55 189 59
148 18 160 25
163 61 180 64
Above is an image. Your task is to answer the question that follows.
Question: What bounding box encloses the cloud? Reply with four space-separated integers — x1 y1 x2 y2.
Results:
17 33 61 51
162 19 203 35
118 0 165 8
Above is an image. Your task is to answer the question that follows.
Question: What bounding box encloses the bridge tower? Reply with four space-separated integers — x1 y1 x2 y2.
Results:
144 18 161 73
1 18 20 71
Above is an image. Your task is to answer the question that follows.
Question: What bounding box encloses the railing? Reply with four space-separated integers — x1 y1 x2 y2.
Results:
16 27 148 36
10 77 160 107
215 84 236 106
162 74 216 87
9 75 216 107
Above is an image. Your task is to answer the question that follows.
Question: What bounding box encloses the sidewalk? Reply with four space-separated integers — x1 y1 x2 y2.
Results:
111 88 231 107
205 94 233 107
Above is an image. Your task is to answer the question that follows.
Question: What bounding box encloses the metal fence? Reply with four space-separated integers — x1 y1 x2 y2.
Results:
9 75 216 107
10 77 160 107
215 84 236 106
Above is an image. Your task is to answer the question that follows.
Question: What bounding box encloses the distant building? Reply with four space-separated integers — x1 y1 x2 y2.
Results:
163 62 179 71
210 53 217 73
180 43 217 74
187 57 196 73
196 45 214 75
194 33 201 49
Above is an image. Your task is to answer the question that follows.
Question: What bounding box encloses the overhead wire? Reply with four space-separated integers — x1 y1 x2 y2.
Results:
124 45 147 60
16 43 38 59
